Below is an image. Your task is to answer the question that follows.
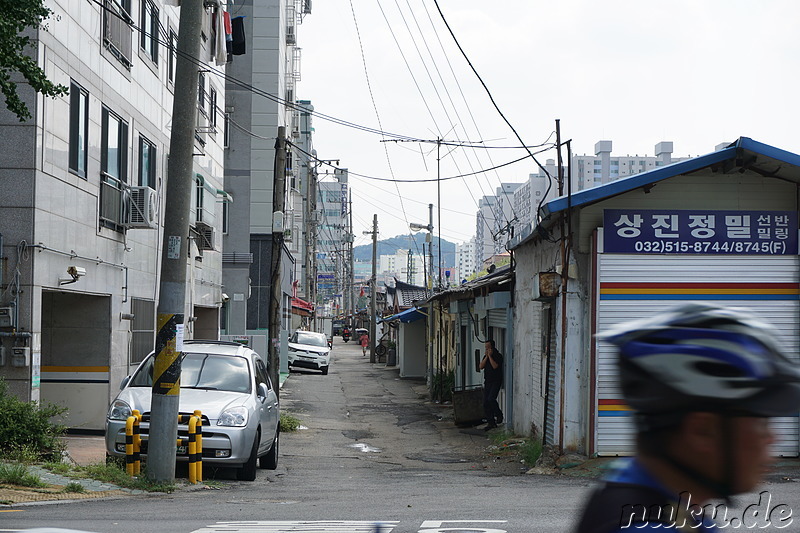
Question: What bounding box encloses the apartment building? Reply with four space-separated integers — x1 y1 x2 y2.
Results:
222 0 312 358
316 169 349 316
0 0 228 430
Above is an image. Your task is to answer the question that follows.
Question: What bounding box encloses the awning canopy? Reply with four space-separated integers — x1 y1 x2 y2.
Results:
380 307 426 323
291 297 314 317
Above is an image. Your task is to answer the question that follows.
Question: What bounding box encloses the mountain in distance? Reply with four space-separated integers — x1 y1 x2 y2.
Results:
353 233 457 268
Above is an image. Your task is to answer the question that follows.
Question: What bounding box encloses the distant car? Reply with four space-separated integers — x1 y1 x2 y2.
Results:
288 330 331 375
105 340 280 481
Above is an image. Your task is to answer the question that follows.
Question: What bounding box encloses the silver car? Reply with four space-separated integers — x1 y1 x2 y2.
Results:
105 340 279 481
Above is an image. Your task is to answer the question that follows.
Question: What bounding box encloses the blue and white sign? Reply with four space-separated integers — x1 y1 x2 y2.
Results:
603 210 798 255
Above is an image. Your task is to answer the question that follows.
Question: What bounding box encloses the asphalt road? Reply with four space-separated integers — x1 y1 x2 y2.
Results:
7 338 800 532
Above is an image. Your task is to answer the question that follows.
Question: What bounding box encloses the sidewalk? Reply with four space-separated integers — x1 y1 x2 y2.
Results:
1 436 141 505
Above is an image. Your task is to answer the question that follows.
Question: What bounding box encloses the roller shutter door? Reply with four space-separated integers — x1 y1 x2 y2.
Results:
595 254 800 457
488 309 506 328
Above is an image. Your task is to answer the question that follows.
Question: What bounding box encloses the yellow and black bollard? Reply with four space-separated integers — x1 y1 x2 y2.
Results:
193 410 203 482
132 409 142 475
125 416 136 476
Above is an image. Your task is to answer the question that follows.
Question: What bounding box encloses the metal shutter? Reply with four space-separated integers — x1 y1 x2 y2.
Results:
595 254 800 457
488 309 506 328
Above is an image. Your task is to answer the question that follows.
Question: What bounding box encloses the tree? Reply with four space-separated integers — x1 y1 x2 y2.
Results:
0 0 68 122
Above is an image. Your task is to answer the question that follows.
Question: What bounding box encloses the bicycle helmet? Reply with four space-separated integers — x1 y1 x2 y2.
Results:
599 303 800 418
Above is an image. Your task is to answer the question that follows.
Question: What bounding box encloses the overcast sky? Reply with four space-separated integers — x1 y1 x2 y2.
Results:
297 1 800 251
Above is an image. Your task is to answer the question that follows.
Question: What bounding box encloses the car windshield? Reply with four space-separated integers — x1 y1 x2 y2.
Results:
291 332 328 347
129 352 252 393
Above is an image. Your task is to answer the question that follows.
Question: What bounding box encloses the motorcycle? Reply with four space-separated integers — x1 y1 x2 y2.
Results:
342 328 351 343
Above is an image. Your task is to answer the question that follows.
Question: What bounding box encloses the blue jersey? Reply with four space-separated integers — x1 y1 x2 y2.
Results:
575 458 717 533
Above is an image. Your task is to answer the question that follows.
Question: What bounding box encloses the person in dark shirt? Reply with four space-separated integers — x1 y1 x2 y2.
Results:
479 339 504 430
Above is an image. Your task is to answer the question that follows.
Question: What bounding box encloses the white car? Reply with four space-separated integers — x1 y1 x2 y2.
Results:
105 340 280 481
288 331 331 375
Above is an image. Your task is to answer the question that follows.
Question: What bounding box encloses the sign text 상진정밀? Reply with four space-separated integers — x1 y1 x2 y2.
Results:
603 210 798 255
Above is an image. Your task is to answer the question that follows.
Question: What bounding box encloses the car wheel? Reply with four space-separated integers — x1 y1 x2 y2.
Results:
259 427 279 470
321 365 329 375
236 431 259 481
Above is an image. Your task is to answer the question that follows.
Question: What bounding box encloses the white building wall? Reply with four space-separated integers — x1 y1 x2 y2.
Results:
0 1 226 421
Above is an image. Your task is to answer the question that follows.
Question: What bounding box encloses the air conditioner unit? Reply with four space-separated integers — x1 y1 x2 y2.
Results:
194 221 216 251
126 186 158 229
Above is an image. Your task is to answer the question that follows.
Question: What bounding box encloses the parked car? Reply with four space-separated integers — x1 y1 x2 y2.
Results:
105 340 280 481
288 330 331 375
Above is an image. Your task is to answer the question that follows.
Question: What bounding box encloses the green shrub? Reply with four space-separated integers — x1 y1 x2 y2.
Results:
43 461 71 475
520 438 543 466
0 463 46 487
431 370 455 402
0 378 67 461
279 412 301 432
63 481 86 493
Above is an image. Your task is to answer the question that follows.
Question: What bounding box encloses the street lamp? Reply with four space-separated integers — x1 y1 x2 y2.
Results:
409 203 434 289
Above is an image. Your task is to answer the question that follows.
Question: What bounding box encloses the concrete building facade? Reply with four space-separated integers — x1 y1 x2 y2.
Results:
0 0 227 430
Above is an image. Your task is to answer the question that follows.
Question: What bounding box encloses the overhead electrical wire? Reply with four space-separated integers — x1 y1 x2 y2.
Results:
348 0 424 264
97 0 553 249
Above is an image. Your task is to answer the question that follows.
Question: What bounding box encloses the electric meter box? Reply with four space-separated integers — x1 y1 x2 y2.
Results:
0 307 15 328
11 347 30 367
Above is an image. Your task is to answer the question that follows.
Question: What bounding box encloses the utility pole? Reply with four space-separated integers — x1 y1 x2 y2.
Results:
269 126 287 392
348 194 354 322
437 139 442 290
148 0 203 483
428 203 434 291
364 215 378 363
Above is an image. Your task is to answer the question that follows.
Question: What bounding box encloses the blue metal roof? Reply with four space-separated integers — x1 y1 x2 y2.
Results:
509 137 800 249
380 307 426 323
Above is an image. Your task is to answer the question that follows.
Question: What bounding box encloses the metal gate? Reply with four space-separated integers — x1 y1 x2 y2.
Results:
595 254 800 456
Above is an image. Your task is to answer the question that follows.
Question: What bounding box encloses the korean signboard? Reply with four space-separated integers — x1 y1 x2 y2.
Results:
603 210 798 255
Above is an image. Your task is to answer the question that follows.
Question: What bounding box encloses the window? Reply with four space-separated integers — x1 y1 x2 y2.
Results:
68 81 89 178
103 0 133 69
140 0 159 64
138 136 156 188
100 107 129 231
168 30 177 83
130 298 155 364
209 87 217 129
195 178 205 223
198 72 206 116
222 200 229 234
101 107 129 182
223 112 230 147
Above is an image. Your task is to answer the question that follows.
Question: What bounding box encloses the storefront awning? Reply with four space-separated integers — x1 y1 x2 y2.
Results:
291 297 314 317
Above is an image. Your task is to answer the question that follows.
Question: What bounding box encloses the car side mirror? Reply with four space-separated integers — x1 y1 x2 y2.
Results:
120 376 131 390
258 383 270 399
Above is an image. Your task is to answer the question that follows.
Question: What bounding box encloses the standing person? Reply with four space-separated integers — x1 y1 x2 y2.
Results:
574 303 800 533
479 339 503 430
360 331 369 356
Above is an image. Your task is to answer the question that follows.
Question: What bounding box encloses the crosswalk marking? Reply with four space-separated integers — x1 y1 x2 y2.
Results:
193 521 399 533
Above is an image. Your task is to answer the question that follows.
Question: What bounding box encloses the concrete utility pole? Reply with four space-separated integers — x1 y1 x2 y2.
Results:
148 0 204 483
364 215 378 363
269 126 287 391
348 194 354 321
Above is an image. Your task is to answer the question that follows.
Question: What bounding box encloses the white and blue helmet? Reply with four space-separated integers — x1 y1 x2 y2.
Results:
599 303 800 417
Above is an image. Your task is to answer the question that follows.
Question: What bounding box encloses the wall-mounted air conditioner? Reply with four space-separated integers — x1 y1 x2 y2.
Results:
194 221 216 251
126 186 158 229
